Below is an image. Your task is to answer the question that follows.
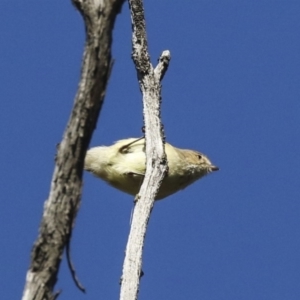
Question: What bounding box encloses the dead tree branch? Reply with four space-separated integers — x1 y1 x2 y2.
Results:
22 0 125 299
120 0 171 299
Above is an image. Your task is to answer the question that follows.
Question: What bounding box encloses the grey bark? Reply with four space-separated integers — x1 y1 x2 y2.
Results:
120 0 170 299
22 0 125 299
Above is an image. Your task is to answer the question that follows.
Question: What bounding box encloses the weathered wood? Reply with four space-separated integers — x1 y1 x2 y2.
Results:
22 0 125 299
120 0 171 299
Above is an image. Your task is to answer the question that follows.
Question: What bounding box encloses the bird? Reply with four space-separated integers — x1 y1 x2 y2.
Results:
84 137 218 200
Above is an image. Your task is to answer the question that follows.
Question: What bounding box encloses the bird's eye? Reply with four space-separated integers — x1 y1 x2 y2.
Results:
197 154 202 160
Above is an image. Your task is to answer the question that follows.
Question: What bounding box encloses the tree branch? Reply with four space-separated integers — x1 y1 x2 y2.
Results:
120 0 171 299
22 0 125 299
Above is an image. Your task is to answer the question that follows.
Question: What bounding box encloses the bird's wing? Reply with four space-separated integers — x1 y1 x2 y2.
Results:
115 138 147 176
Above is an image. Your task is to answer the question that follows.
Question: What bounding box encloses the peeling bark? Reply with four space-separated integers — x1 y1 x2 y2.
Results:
22 0 125 299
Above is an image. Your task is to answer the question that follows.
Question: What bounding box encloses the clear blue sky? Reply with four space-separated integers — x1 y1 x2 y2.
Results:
1 1 300 299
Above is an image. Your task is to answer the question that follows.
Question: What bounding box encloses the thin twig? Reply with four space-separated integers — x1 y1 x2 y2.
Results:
66 239 86 293
65 202 86 293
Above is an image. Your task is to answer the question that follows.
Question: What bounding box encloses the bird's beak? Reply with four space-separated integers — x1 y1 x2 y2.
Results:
211 166 219 171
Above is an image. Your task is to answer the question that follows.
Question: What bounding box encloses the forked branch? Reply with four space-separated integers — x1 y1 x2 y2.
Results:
120 0 171 299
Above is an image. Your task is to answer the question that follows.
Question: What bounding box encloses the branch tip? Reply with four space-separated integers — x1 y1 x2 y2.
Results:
154 50 171 81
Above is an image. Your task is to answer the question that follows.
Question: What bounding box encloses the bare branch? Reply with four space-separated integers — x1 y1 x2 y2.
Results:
154 50 171 82
22 0 125 299
120 0 170 299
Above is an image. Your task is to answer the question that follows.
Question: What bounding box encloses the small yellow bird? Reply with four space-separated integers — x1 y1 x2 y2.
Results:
84 137 218 200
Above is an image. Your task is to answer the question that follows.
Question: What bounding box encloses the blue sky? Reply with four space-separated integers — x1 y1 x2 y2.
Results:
1 1 300 299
